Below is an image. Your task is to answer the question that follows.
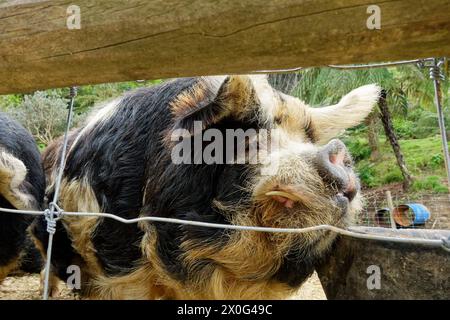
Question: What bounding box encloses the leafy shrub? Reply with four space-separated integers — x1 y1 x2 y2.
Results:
6 91 83 145
74 80 162 112
430 153 444 169
410 110 447 139
407 107 425 122
2 81 162 147
0 94 23 110
382 169 404 184
345 138 371 162
392 118 415 139
358 164 377 187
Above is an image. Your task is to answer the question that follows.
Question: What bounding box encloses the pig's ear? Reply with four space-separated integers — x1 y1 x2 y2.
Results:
309 84 381 144
170 75 258 133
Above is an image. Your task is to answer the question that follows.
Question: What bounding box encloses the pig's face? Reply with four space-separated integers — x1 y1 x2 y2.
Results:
249 79 381 247
170 75 380 275
165 76 380 286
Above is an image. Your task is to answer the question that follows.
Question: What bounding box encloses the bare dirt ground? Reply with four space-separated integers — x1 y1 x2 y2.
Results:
292 272 327 300
0 273 76 300
0 272 326 300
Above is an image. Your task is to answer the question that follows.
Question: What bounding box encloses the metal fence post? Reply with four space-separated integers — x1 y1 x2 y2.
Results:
429 58 450 194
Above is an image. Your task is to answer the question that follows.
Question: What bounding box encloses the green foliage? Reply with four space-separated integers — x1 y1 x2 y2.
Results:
411 176 448 193
392 118 415 139
407 107 426 122
388 107 448 140
412 110 448 138
430 153 444 169
0 80 163 145
293 65 445 115
344 137 371 162
401 137 446 172
74 80 162 112
354 135 447 189
293 67 394 106
4 91 79 145
37 143 47 151
358 164 377 187
382 169 404 184
0 94 24 110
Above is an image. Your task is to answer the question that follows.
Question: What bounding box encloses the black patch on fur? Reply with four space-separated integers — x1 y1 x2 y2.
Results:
59 79 205 275
304 121 316 143
43 78 271 284
18 236 43 273
0 196 30 266
31 216 82 281
143 113 259 281
0 112 45 273
0 113 45 206
273 237 325 287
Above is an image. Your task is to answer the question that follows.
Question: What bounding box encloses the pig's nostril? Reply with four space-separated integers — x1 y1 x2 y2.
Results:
343 186 357 202
316 139 358 202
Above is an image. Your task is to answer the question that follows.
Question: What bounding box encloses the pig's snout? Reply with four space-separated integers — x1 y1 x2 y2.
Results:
315 139 358 202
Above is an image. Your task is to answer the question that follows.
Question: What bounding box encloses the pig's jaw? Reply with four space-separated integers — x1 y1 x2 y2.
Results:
252 180 362 231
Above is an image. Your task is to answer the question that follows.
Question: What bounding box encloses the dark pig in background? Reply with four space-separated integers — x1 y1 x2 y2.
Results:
0 113 45 283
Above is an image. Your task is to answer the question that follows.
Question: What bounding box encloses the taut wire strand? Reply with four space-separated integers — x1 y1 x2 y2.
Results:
42 86 76 300
251 58 436 74
0 206 448 250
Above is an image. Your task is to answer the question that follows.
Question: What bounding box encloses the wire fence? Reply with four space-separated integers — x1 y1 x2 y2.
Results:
0 57 449 300
252 57 437 74
357 192 450 229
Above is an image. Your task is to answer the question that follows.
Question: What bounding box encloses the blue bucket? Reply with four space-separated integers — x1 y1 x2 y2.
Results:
393 203 430 227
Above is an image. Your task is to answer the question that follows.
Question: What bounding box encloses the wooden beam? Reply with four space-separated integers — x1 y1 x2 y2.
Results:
0 0 450 94
317 227 450 299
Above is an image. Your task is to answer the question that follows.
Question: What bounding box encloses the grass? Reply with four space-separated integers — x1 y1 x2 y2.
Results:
350 135 448 192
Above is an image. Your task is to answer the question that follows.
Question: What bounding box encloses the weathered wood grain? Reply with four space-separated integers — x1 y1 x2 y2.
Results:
0 0 450 94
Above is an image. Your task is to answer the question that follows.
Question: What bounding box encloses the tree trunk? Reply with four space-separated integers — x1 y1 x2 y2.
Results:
378 90 413 190
365 111 380 161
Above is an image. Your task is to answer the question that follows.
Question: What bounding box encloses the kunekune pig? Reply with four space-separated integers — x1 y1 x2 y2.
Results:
32 75 380 299
0 113 45 282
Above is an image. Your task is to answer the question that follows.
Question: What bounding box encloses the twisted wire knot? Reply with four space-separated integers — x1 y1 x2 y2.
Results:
69 86 78 98
429 60 445 81
44 202 64 235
